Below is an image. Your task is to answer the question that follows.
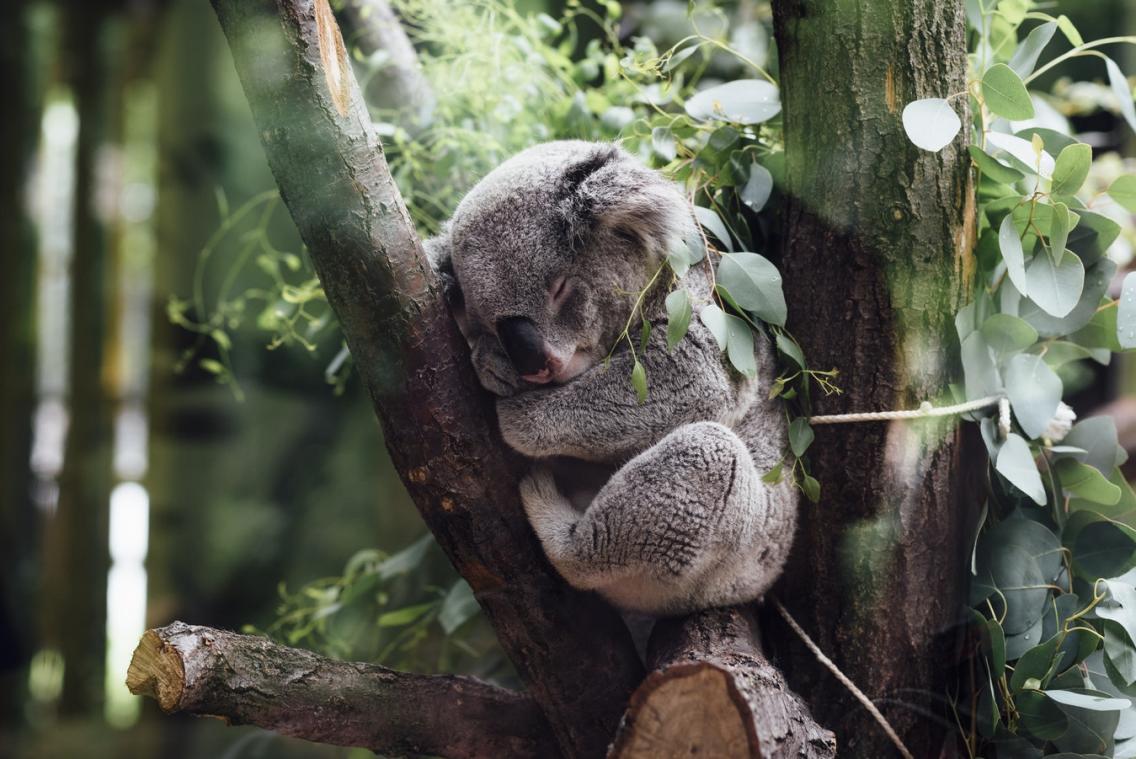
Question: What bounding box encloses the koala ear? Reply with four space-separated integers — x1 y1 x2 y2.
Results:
424 225 462 307
559 145 693 257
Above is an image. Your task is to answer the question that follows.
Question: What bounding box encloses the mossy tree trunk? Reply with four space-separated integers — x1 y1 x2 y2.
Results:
771 1 973 756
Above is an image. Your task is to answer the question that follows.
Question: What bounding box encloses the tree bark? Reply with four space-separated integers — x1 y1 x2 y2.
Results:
206 1 643 756
771 1 972 756
126 622 555 759
611 607 836 759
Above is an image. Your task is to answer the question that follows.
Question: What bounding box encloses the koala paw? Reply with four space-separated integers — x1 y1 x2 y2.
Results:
471 335 521 398
497 395 547 456
519 466 574 527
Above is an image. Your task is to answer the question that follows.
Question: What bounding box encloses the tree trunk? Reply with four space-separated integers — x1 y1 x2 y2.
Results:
43 2 121 717
770 1 972 756
206 1 643 755
611 607 836 759
0 0 45 726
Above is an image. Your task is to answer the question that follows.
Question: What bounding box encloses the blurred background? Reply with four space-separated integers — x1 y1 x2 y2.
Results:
1 1 1135 758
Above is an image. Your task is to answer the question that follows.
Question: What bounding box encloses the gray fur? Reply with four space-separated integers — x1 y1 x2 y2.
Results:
429 140 798 616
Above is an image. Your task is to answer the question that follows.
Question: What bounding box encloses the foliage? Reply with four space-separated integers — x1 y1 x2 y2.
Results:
902 2 1136 755
245 535 511 679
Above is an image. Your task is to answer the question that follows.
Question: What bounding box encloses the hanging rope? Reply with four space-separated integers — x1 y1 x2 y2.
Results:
771 598 915 759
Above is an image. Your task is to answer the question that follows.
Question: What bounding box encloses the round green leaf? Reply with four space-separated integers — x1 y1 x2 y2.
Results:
1109 175 1136 213
685 79 781 125
651 126 677 161
1056 458 1122 506
1004 354 1063 440
1052 143 1093 196
980 313 1038 361
717 252 787 326
982 63 1036 121
901 98 961 151
740 162 773 213
1025 248 1085 319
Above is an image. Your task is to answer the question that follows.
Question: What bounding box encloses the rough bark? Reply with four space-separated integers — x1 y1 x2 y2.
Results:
770 1 973 756
339 0 435 127
126 622 555 759
611 607 836 759
206 1 643 756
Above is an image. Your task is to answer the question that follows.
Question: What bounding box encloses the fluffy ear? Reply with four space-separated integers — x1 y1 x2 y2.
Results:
558 145 693 257
424 225 461 306
424 225 474 338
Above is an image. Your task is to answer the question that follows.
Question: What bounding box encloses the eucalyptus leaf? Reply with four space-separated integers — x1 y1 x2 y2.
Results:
999 215 1030 296
685 79 781 125
631 359 648 403
1056 458 1122 506
987 131 1055 178
1051 143 1093 196
1064 417 1126 474
1057 14 1083 47
901 98 962 151
776 333 805 369
694 206 734 252
788 418 815 457
740 162 774 212
969 145 1025 185
724 313 757 378
665 289 693 352
438 580 480 634
961 332 1003 401
1120 272 1136 350
995 433 1047 505
700 303 729 350
1008 21 1057 77
1048 201 1072 265
1110 175 1136 213
1004 354 1063 440
1045 689 1131 712
717 252 787 326
1106 56 1136 134
1024 248 1084 318
982 63 1036 121
980 313 1038 361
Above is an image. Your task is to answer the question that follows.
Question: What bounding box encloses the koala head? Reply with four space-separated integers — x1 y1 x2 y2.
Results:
427 141 694 395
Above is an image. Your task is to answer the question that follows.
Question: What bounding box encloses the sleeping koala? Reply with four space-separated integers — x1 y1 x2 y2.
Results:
426 140 798 616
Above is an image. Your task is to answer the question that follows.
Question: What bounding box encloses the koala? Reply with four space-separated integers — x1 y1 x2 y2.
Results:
426 140 798 616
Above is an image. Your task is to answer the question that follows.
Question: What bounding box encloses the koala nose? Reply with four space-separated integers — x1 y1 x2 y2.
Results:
496 316 548 376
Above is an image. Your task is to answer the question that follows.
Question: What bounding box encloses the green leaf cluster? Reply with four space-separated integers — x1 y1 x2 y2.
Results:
905 3 1136 755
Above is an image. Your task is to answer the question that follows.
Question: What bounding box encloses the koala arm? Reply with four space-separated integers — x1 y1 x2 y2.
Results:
497 314 747 461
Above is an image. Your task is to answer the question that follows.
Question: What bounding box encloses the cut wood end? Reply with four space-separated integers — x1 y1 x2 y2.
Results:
126 629 186 712
611 664 759 759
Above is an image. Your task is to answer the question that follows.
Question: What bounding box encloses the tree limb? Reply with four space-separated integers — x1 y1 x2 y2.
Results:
338 0 435 127
205 2 644 756
610 607 836 759
126 622 556 759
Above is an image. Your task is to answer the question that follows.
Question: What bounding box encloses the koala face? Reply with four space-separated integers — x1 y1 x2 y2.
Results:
433 141 692 393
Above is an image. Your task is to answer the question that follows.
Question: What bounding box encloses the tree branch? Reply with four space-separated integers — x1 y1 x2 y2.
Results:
338 0 435 127
611 607 836 759
126 622 556 759
204 1 643 755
